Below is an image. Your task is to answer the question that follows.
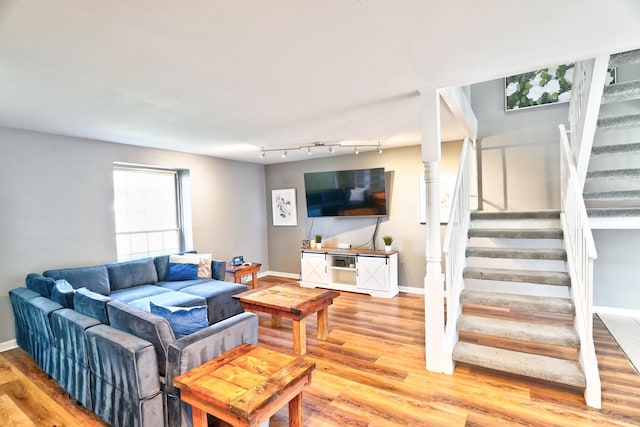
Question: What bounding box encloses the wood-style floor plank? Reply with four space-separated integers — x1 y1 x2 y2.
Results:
2 275 640 426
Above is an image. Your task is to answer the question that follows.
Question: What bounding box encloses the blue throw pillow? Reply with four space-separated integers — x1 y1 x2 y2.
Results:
51 279 75 308
149 302 208 339
165 263 198 281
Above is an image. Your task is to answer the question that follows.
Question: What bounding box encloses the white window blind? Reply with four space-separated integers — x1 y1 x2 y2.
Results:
113 166 182 261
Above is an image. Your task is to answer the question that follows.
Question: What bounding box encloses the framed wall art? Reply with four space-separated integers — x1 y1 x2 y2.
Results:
272 188 297 226
505 64 616 111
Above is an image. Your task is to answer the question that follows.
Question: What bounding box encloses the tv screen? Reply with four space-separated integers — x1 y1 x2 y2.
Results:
304 167 387 217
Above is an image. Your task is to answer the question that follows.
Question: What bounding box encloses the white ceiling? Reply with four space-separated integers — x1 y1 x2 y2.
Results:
1 1 640 164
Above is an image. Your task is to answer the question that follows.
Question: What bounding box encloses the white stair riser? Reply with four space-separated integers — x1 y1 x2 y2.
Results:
594 126 640 144
464 278 571 299
588 155 640 172
470 218 561 229
465 257 566 271
589 216 640 229
468 237 563 249
583 179 640 193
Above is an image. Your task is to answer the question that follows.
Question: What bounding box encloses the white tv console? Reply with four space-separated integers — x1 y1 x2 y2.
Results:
299 247 398 298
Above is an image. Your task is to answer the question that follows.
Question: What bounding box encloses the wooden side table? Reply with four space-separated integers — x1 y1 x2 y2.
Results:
225 263 261 289
173 343 315 427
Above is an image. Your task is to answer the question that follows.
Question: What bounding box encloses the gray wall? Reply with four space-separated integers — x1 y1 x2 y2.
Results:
472 78 567 211
265 143 463 289
593 230 640 310
0 126 268 343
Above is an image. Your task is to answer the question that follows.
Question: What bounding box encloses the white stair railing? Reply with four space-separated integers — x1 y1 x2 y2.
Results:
559 124 601 409
568 56 610 186
442 138 476 374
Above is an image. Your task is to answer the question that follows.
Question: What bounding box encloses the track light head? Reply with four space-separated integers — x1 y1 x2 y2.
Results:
307 147 312 155
282 150 287 158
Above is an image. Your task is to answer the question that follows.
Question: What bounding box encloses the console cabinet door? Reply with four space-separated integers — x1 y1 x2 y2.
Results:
300 252 327 284
356 255 389 291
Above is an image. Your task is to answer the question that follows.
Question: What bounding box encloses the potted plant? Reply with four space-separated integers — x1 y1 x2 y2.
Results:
382 236 393 252
315 234 323 249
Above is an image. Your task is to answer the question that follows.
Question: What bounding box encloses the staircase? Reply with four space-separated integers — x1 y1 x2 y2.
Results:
452 210 586 391
584 48 640 225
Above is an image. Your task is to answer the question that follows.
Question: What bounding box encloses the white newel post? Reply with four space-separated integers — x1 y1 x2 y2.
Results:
420 88 444 373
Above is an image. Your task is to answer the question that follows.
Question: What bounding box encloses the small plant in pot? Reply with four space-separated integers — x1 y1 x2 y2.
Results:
382 236 393 252
315 234 323 249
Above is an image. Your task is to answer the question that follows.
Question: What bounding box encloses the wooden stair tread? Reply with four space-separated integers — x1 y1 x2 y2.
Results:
470 210 560 220
468 228 563 239
586 168 640 181
463 267 570 286
601 80 640 104
457 314 579 348
460 289 575 315
465 247 567 260
453 342 586 388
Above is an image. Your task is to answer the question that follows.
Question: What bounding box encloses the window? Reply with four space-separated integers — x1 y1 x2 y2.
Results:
113 165 187 261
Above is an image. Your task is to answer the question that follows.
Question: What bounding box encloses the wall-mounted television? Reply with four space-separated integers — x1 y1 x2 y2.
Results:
303 167 387 217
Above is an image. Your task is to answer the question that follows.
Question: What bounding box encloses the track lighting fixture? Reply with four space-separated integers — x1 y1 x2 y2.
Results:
258 141 383 159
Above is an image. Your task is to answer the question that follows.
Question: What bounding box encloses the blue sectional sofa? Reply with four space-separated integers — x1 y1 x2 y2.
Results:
9 254 259 427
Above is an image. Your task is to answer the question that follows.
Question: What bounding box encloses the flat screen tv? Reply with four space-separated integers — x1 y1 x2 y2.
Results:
304 167 387 217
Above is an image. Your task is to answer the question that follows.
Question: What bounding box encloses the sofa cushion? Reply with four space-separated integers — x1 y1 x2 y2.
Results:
107 258 158 291
109 284 171 303
106 299 175 377
50 279 75 308
44 265 110 295
165 263 198 281
170 253 212 279
179 281 248 324
74 287 112 324
153 255 171 282
156 279 211 292
126 290 207 312
25 273 55 297
150 302 208 339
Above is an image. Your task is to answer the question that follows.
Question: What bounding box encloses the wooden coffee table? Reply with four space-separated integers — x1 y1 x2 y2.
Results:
233 285 340 355
173 343 315 427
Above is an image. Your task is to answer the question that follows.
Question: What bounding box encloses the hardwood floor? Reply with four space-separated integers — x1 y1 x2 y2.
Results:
2 275 640 426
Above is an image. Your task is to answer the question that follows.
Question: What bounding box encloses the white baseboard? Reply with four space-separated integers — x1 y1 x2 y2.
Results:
399 286 424 295
260 271 425 295
594 305 640 318
0 339 17 352
259 271 300 280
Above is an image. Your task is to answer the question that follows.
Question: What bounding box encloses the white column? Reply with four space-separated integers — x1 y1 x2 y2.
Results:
420 89 444 373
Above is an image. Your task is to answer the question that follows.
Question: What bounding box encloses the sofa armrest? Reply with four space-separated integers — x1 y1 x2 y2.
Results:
211 259 227 281
165 312 258 394
164 312 258 427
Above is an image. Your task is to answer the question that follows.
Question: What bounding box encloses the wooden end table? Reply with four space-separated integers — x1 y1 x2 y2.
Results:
173 343 315 427
233 285 340 355
226 263 261 289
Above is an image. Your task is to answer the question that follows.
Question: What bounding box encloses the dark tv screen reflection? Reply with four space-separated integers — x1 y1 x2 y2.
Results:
304 167 387 217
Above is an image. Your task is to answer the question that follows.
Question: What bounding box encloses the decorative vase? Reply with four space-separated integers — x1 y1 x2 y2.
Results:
310 240 316 248
385 245 392 252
